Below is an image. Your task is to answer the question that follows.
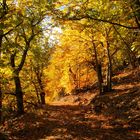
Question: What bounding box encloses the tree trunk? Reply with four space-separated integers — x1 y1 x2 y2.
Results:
39 82 45 105
97 63 103 93
13 72 24 114
127 52 137 69
36 71 46 104
106 40 112 92
32 81 41 104
10 43 30 114
40 92 45 104
0 30 3 122
93 42 103 94
0 87 2 123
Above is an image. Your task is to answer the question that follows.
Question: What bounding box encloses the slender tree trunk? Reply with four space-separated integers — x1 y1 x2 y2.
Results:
0 96 1 122
106 41 112 92
13 71 24 114
0 31 3 122
39 84 45 105
10 42 30 114
77 63 80 89
127 51 137 69
97 63 103 93
36 72 45 104
31 65 41 104
93 42 103 94
0 0 8 121
32 81 41 104
40 92 45 104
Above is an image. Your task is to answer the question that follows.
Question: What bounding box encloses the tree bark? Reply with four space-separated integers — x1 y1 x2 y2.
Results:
106 40 112 92
0 87 2 122
93 42 103 94
32 81 41 104
35 69 46 105
0 0 8 121
10 44 30 114
40 92 45 104
13 71 24 114
0 30 3 122
97 63 103 94
39 82 45 105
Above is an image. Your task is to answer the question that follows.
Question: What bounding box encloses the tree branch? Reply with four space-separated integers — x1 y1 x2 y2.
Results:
17 45 29 72
10 51 16 68
62 15 139 29
3 21 23 37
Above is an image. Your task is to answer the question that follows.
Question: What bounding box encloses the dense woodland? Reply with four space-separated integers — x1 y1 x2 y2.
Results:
0 0 140 139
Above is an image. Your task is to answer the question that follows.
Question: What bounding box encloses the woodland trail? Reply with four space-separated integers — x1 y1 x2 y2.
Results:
1 68 140 140
1 103 140 140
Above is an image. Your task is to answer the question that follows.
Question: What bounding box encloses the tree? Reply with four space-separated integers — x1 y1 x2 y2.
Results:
30 37 51 104
5 1 47 114
0 0 22 120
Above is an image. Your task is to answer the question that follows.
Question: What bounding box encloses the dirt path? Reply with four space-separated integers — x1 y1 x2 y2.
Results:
1 68 140 140
1 104 139 140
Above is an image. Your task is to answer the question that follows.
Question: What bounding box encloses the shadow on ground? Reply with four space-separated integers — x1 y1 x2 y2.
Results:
1 69 140 140
1 100 140 140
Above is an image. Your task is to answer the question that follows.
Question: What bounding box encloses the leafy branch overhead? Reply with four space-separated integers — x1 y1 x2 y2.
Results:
52 0 140 29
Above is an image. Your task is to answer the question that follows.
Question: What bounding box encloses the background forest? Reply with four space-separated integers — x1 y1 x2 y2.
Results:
0 0 140 139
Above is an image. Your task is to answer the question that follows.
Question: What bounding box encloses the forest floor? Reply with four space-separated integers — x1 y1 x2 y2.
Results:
0 68 140 140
